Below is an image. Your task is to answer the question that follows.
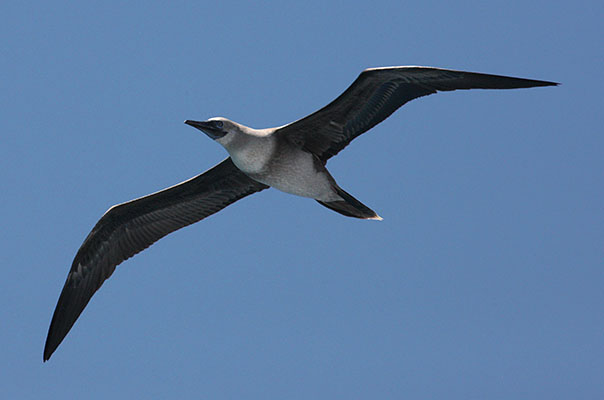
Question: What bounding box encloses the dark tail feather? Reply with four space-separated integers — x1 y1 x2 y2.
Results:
316 185 382 220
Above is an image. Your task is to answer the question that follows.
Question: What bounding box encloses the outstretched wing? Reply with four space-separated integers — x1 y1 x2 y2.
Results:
44 157 268 361
276 66 557 162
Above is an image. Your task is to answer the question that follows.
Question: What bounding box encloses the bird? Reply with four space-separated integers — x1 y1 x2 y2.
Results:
44 66 557 361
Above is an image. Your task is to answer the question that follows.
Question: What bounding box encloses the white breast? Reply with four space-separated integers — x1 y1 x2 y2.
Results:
219 130 337 201
228 136 275 175
255 149 337 201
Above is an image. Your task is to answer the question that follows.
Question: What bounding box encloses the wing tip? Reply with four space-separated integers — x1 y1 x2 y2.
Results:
43 339 56 362
43 318 65 362
531 79 559 87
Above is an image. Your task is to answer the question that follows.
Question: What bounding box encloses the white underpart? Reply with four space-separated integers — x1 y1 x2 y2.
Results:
227 136 275 175
259 150 337 201
219 128 338 202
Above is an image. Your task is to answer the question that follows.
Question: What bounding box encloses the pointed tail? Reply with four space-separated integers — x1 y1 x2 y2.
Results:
316 184 382 220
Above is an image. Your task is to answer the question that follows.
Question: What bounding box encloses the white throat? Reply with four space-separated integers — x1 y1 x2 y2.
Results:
217 128 276 175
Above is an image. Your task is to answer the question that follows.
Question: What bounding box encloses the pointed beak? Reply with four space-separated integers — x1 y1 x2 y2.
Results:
184 120 225 139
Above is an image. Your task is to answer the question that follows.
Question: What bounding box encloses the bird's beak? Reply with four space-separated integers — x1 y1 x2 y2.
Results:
184 120 226 139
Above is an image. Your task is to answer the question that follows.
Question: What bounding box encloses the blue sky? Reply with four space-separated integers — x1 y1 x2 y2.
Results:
2 1 602 398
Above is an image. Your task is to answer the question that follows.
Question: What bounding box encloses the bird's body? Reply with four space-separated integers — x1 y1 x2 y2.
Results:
44 66 557 361
247 145 336 201
215 121 339 201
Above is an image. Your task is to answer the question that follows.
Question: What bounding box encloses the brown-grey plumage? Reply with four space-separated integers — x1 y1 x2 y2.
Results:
43 158 267 361
276 66 557 162
44 66 557 361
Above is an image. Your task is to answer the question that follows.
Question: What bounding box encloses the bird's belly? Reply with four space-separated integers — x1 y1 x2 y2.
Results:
250 152 336 201
263 172 333 199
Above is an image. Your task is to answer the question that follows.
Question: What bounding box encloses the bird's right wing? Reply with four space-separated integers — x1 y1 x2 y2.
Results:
44 157 268 361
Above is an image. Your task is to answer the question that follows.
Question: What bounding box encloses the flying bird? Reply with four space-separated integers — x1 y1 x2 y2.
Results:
44 66 557 361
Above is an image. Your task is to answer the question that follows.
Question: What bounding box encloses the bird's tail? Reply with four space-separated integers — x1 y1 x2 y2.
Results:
316 184 382 220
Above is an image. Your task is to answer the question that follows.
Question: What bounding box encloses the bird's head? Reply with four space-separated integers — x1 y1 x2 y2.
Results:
184 117 235 140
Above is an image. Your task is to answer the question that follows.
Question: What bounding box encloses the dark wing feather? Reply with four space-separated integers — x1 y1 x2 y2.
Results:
276 66 557 162
44 158 267 361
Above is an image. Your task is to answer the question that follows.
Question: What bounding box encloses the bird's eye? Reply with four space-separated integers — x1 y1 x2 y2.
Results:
214 121 224 129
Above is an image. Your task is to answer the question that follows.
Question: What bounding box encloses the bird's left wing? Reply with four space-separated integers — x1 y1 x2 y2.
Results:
275 66 557 162
44 157 268 361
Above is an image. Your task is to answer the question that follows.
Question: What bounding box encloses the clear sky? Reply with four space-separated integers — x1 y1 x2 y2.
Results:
2 1 602 399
